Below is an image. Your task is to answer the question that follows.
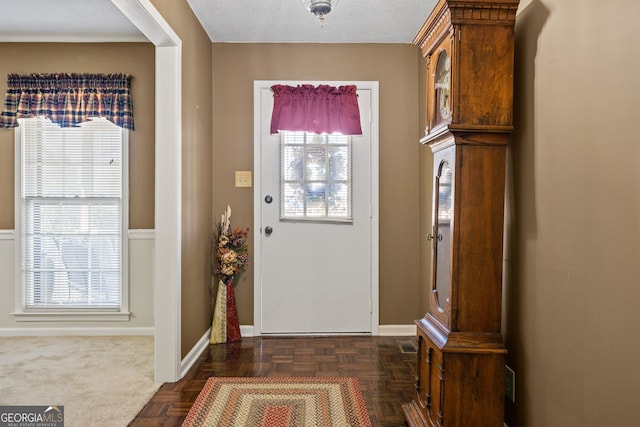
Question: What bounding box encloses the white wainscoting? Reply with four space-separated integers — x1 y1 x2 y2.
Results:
0 229 155 336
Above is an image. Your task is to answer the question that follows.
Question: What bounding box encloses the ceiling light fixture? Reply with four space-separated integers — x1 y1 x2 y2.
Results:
301 0 337 28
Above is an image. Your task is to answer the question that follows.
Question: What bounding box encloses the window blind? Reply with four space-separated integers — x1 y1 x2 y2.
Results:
279 131 353 222
20 117 124 310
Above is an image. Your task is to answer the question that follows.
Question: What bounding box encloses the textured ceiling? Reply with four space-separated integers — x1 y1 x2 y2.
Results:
0 0 147 42
187 0 437 43
0 0 437 44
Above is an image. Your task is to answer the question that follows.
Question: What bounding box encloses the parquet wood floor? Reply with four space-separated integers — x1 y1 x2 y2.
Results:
129 335 417 427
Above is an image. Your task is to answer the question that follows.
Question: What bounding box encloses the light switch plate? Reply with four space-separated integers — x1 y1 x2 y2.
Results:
235 171 252 188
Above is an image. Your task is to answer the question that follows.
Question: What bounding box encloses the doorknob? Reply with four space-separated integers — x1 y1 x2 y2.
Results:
264 195 273 204
264 226 273 235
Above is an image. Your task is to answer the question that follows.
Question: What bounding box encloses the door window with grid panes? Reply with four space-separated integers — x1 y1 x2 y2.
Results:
280 131 352 222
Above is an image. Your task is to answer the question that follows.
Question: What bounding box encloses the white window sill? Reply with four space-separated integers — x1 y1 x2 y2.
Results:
11 311 131 322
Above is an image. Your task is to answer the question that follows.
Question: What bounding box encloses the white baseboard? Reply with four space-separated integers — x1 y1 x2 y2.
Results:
181 328 211 378
378 324 416 336
243 325 416 337
179 326 254 379
0 327 154 336
240 325 254 337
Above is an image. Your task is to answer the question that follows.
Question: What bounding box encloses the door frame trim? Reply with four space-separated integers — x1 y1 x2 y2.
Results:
111 0 182 382
252 80 379 335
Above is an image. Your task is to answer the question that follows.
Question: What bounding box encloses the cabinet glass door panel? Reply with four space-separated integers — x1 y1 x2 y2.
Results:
432 157 452 314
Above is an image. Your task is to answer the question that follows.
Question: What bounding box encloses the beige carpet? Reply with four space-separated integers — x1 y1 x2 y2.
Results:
0 336 160 427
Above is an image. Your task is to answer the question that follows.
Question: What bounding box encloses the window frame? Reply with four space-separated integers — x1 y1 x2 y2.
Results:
13 117 130 321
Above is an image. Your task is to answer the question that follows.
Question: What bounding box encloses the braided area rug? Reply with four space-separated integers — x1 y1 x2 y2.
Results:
182 377 371 427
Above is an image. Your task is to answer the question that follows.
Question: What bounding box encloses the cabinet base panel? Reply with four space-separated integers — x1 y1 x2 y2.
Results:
402 400 429 427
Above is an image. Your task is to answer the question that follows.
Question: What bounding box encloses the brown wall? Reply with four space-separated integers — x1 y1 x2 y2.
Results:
0 43 155 230
151 0 214 358
504 0 640 425
212 43 423 325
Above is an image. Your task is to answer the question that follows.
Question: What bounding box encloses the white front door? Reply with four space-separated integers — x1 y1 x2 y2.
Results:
254 81 379 334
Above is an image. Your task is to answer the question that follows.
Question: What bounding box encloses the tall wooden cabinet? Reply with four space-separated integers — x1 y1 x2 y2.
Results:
403 1 520 426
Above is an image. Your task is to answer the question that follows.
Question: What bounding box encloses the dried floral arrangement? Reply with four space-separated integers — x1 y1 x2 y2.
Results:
213 205 249 284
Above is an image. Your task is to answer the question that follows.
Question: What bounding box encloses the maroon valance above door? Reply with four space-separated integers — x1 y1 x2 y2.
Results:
270 84 362 135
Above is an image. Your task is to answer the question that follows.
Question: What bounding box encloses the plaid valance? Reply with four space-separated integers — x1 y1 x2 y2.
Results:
0 73 134 130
